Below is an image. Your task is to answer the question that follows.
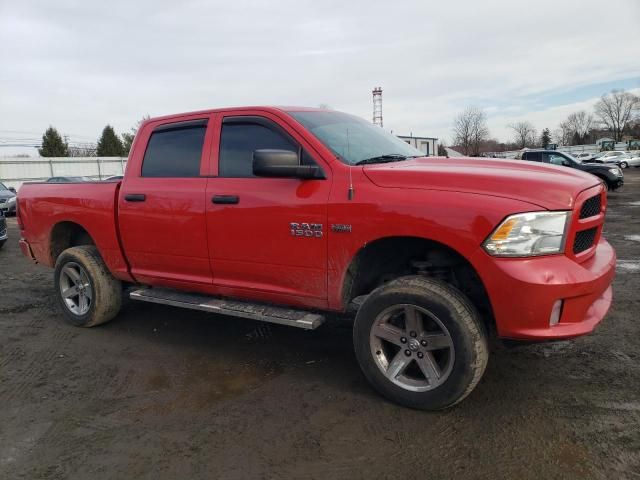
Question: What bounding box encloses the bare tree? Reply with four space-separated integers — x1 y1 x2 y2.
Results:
565 111 594 144
594 89 640 141
554 121 573 146
508 121 537 149
452 106 489 156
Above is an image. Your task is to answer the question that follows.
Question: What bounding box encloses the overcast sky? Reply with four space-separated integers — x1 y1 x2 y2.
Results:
1 0 639 154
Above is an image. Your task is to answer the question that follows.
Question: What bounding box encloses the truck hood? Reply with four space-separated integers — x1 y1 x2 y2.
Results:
362 157 600 210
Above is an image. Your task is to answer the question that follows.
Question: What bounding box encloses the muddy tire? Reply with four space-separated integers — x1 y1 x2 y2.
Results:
54 246 122 327
353 276 488 410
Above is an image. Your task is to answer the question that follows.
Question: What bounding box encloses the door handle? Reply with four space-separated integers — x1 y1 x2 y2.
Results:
124 193 146 202
212 195 239 205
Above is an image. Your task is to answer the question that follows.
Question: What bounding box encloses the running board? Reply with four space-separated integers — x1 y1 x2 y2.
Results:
129 288 325 330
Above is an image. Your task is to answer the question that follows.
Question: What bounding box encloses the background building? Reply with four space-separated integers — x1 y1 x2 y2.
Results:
397 135 438 156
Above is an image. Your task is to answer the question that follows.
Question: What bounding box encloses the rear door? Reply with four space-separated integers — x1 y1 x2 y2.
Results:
205 112 332 302
118 114 215 285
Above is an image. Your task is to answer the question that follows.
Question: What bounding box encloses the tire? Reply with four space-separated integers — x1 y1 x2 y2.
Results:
0 240 5 250
54 246 122 327
620 161 628 169
353 276 488 410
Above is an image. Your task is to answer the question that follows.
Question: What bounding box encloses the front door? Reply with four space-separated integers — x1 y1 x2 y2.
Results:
118 116 215 285
206 113 331 302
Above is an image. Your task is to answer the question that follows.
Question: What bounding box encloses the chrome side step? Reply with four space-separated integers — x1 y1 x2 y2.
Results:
129 288 325 330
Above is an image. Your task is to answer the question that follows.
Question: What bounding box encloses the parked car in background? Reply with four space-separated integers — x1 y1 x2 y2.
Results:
627 152 640 168
616 153 640 169
46 176 93 183
0 211 7 250
520 150 623 191
588 151 628 167
0 181 17 216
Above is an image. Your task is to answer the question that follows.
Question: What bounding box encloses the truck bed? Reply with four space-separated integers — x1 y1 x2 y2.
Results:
18 181 131 280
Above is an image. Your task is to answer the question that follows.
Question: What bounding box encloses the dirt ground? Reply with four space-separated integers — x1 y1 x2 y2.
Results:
1 170 639 480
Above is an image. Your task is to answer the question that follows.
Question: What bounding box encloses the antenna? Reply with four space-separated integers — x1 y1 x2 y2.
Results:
372 87 383 127
347 127 354 200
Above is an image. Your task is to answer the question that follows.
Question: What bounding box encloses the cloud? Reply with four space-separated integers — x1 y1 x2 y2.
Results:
1 0 639 153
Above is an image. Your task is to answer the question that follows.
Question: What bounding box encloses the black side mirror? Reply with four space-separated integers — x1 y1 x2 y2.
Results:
253 149 322 179
8 187 16 193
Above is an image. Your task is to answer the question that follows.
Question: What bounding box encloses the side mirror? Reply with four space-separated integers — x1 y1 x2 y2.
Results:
8 187 16 193
253 149 322 179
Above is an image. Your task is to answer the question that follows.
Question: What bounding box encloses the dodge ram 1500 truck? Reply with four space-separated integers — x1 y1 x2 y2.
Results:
17 107 616 410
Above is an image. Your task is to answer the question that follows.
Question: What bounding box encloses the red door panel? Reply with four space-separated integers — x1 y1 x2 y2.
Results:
118 113 215 284
206 177 330 298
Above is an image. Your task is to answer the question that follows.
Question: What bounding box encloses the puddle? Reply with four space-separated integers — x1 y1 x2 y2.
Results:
624 235 640 242
617 260 640 272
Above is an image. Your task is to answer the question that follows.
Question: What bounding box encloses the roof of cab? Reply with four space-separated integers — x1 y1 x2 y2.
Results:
144 106 332 125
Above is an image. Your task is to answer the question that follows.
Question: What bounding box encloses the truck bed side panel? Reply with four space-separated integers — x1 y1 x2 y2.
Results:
18 182 132 281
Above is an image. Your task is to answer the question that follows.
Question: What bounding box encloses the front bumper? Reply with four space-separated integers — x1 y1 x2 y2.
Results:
472 238 616 340
610 177 624 190
0 203 16 214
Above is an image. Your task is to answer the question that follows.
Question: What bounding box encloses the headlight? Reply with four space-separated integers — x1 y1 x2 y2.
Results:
483 211 570 257
608 167 622 176
7 196 16 205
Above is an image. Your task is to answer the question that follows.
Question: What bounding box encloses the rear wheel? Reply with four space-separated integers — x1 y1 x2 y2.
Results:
353 276 488 410
620 161 628 169
54 246 122 327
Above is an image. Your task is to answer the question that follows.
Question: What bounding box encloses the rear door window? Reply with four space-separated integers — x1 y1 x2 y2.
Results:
142 121 207 177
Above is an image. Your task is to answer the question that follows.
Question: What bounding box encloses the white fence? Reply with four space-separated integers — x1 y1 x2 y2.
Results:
0 157 128 189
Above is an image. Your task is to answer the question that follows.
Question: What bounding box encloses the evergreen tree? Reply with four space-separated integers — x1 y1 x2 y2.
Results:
39 126 69 157
540 128 551 148
97 125 125 156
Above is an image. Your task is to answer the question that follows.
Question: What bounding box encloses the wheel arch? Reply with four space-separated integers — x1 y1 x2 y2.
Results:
341 235 495 333
49 221 97 264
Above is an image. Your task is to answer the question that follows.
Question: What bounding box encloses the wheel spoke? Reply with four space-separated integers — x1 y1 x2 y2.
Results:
372 323 404 346
386 352 411 380
404 306 420 333
421 333 452 351
84 286 92 300
78 294 88 312
63 266 81 284
62 285 79 298
416 352 441 383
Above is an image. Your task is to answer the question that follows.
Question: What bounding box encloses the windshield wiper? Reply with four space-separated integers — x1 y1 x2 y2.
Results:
355 154 410 166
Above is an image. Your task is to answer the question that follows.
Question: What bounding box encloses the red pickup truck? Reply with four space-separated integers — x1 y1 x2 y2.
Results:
18 107 616 410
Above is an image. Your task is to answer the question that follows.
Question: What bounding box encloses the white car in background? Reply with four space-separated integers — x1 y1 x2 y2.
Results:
591 150 628 166
623 151 640 168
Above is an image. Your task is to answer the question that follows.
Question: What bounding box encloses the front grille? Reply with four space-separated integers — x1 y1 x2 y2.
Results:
573 227 597 254
580 194 601 219
0 199 6 204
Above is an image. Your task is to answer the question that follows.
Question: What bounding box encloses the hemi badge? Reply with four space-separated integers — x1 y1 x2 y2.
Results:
331 224 352 233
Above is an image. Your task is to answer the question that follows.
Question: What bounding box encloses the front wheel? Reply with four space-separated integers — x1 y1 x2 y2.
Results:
353 276 488 410
54 246 122 327
0 239 5 250
620 161 628 169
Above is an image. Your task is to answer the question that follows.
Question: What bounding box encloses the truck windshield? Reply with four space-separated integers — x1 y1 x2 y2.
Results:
289 110 424 165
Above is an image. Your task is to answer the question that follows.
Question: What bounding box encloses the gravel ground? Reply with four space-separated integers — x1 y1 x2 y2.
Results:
1 170 639 480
